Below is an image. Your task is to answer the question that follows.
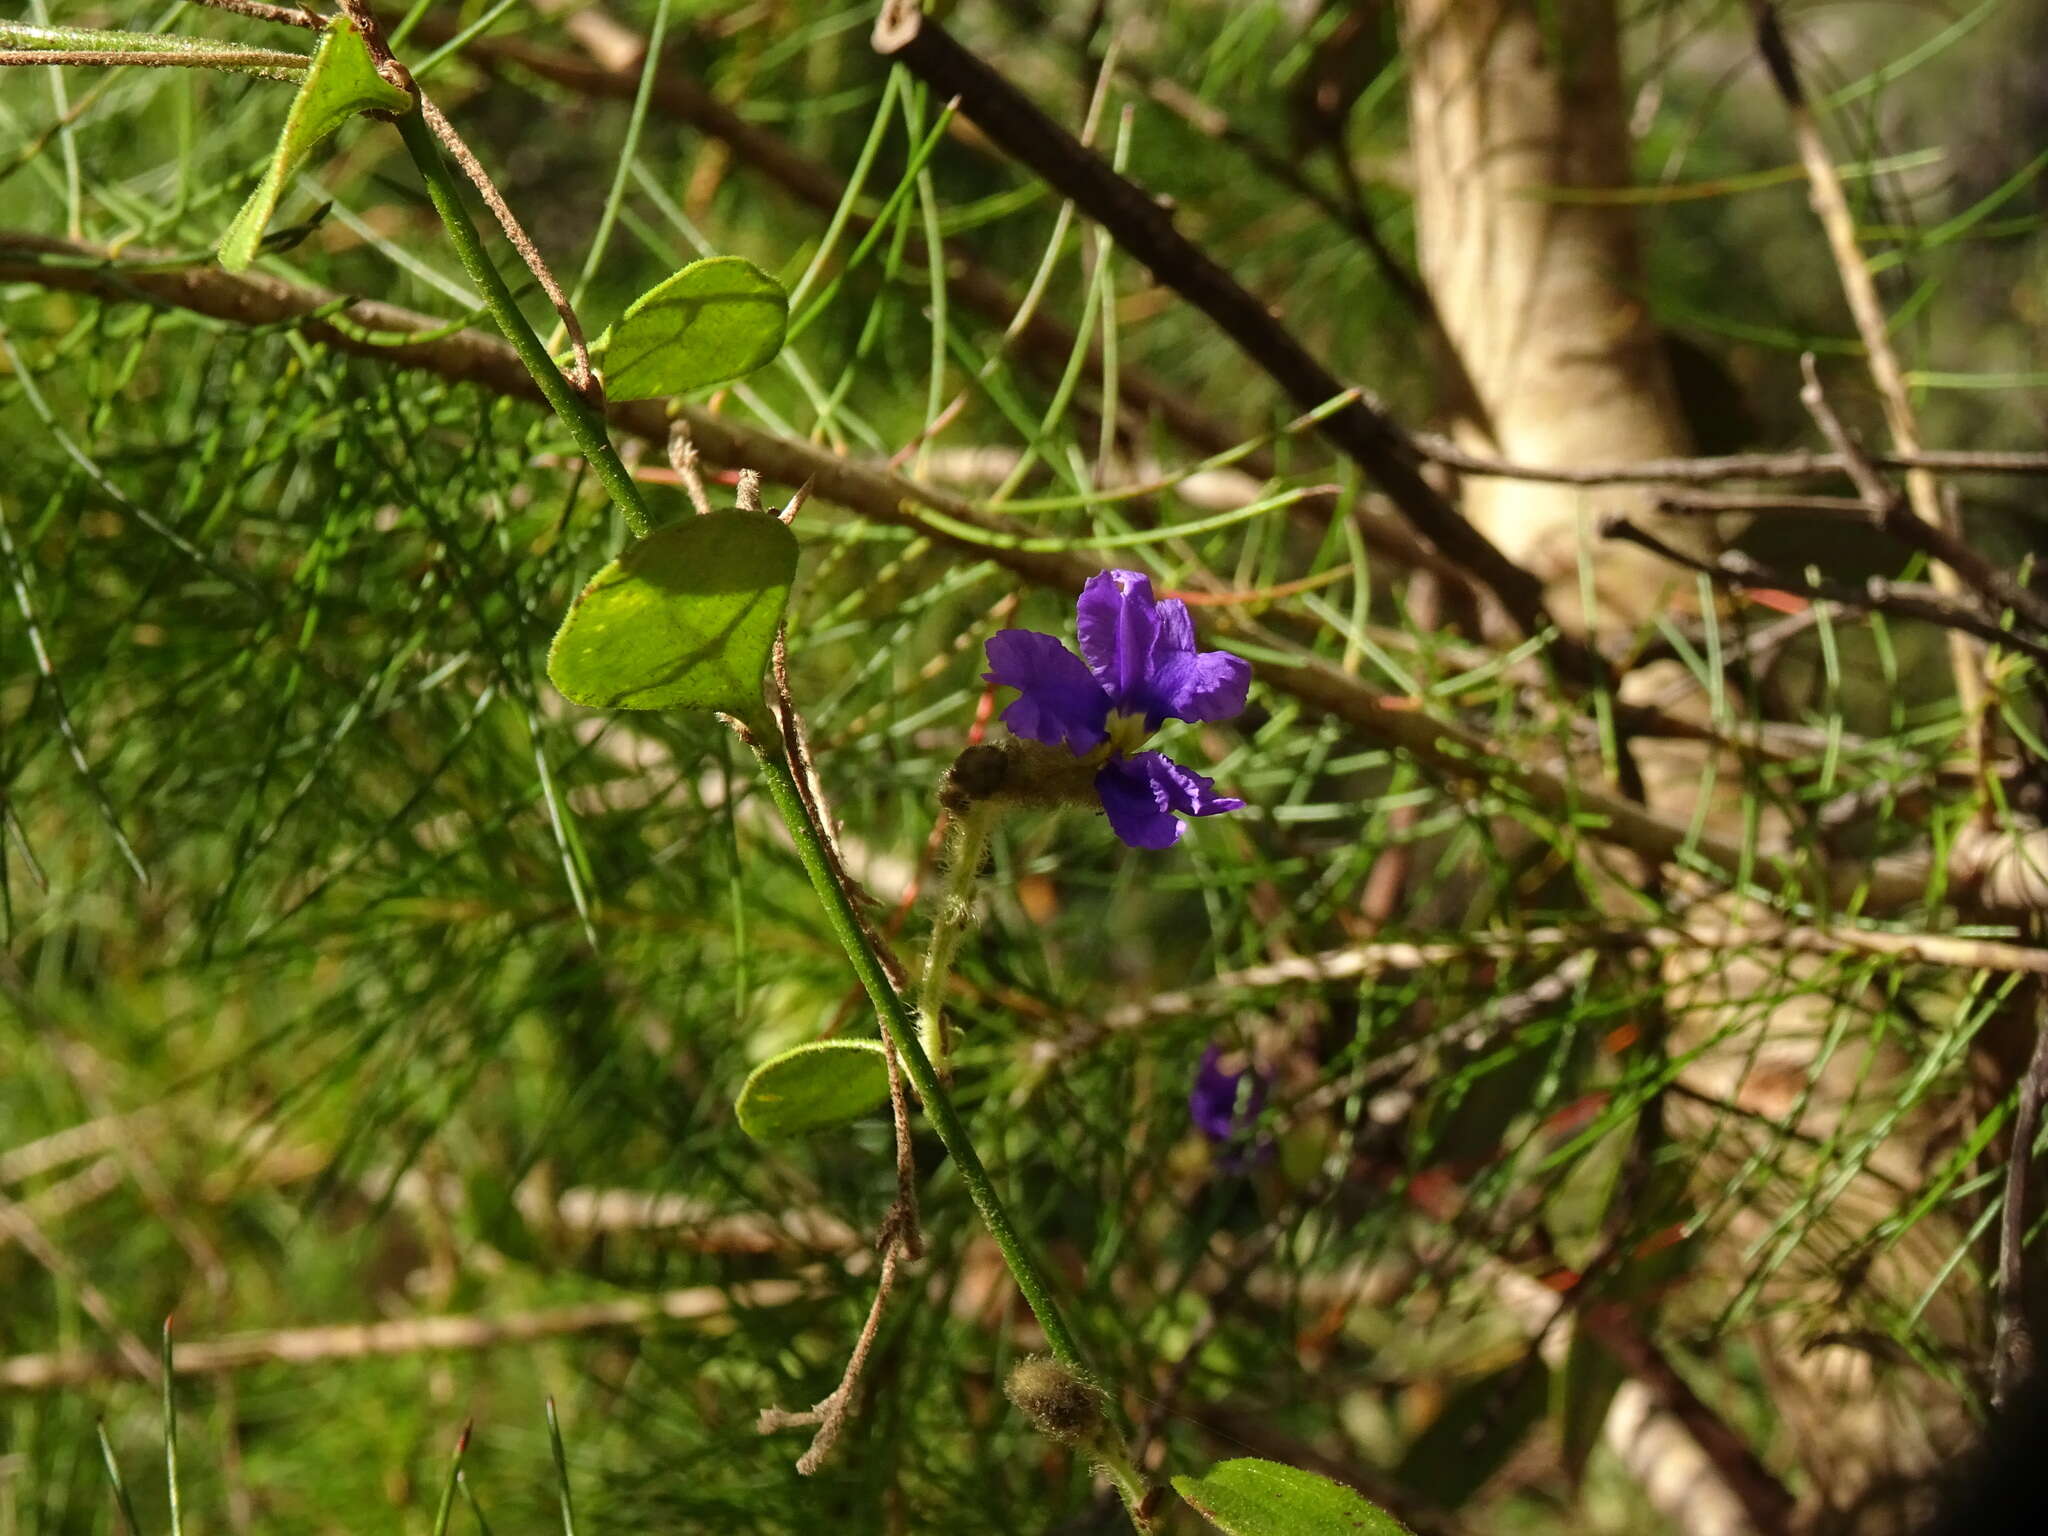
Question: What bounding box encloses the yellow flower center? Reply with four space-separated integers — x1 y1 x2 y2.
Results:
1103 709 1151 759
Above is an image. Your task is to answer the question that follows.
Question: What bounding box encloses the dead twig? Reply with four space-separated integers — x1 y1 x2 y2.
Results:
1747 2 1983 722
1797 355 2048 634
0 1281 808 1391
182 0 325 30
1417 437 2048 486
1601 515 2048 671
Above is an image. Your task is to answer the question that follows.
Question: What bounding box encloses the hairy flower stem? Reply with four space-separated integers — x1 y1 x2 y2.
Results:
737 720 1085 1370
1097 1446 1161 1533
918 803 996 1072
393 109 652 538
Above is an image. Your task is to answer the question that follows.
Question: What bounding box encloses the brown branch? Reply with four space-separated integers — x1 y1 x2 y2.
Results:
0 230 1947 909
868 1 1590 678
1997 990 2048 1407
0 1280 809 1391
1418 437 2048 485
1579 1304 1797 1534
1655 490 1869 520
182 0 326 30
758 1247 905 1474
1746 2 1982 719
1061 917 2048 1058
1798 354 2048 634
1602 515 2048 671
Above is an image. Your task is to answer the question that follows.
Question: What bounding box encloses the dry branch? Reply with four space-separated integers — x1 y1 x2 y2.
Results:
0 1279 810 1391
1747 2 1984 720
1416 437 2048 486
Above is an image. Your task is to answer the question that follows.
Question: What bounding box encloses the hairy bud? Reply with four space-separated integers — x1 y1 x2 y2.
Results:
1005 1356 1106 1446
940 738 1099 816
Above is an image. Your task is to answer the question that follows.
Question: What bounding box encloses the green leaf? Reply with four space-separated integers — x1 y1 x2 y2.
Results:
1172 1459 1412 1536
598 257 788 401
218 19 410 272
1393 1360 1549 1510
735 1040 891 1141
547 511 798 714
1556 1330 1627 1486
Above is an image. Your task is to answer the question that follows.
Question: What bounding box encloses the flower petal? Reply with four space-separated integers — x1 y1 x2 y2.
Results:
1074 570 1160 711
1189 1045 1270 1145
1146 750 1245 818
983 629 1109 752
1094 751 1243 848
1144 642 1251 727
1094 754 1182 849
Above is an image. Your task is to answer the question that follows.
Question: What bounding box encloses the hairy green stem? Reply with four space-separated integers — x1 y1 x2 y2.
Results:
1094 1445 1161 1534
393 108 653 538
918 802 995 1071
740 720 1084 1369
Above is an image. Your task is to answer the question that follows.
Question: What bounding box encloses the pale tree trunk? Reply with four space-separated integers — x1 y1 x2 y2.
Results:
1400 0 1692 631
1396 3 1976 1531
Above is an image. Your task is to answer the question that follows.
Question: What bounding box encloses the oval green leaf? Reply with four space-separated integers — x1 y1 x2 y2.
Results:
548 510 797 714
218 18 410 271
599 257 788 401
735 1040 891 1142
1172 1459 1412 1536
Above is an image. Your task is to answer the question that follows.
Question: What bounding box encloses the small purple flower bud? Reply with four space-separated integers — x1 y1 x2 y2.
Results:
1189 1045 1270 1166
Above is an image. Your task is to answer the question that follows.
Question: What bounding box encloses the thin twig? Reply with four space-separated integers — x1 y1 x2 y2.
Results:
1747 2 1982 721
1995 989 2048 1407
1060 916 2048 1058
181 0 326 30
758 1246 905 1474
0 1281 809 1390
1417 436 2048 485
1602 515 2048 670
1798 354 2048 633
0 1189 160 1384
0 49 309 78
1655 490 1869 520
415 96 597 402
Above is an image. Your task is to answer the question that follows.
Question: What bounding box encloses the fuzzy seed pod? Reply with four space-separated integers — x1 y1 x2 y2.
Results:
1005 1356 1105 1446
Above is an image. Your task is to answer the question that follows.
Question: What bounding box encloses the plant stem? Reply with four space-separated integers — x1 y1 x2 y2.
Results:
738 720 1085 1370
918 802 995 1071
393 108 653 537
1095 1444 1161 1534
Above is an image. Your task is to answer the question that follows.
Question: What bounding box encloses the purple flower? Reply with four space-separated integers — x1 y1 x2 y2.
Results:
1190 1046 1271 1168
983 571 1249 848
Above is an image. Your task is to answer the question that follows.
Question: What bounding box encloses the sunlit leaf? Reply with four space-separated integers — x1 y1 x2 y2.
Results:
547 511 797 714
218 19 410 272
1394 1361 1549 1509
598 257 787 401
1172 1458 1411 1536
1557 1331 1626 1485
735 1039 891 1141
